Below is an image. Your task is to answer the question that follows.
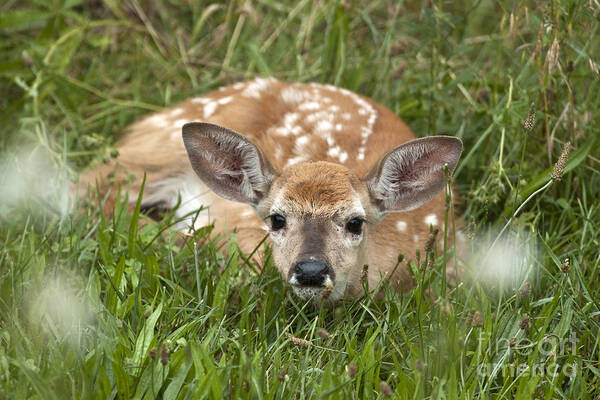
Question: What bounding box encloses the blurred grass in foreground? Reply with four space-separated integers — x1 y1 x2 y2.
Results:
0 0 599 398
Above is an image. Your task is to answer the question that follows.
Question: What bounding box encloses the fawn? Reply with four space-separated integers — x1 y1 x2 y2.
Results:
80 77 463 302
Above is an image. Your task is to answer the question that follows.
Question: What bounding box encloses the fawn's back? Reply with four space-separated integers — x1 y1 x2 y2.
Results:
81 78 463 301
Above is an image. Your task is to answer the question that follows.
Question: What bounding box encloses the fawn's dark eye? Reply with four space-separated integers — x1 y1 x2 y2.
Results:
270 214 286 231
346 218 364 235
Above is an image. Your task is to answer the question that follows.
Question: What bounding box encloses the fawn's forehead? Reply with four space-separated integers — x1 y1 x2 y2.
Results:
271 161 364 217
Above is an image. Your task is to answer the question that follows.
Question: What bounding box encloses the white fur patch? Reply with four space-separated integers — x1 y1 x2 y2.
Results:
191 97 211 104
327 145 341 158
218 96 233 105
285 155 306 167
170 130 181 141
274 145 283 160
270 112 303 137
281 87 306 104
146 114 169 128
315 120 333 134
142 175 212 231
425 214 438 226
169 108 184 117
396 220 408 232
203 102 218 118
173 119 190 128
296 135 309 146
298 101 321 111
240 208 255 218
242 77 272 99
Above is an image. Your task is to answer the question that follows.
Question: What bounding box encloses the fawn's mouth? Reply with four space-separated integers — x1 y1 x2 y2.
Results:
288 274 334 300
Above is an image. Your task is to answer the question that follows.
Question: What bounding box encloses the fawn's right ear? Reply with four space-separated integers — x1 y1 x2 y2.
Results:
182 122 279 206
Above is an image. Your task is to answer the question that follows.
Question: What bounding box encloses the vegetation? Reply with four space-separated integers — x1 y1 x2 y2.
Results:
1 0 599 398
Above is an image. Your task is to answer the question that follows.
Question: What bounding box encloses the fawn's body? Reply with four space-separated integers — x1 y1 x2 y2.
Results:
81 78 463 301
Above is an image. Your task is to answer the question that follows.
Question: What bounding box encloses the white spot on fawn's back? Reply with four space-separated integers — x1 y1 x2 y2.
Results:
169 108 184 117
218 96 233 105
147 114 169 128
285 156 306 167
298 101 320 111
315 120 333 134
174 119 190 128
327 146 341 158
281 87 306 104
191 97 210 104
425 214 438 227
242 77 272 99
396 221 407 232
204 102 218 118
296 135 309 146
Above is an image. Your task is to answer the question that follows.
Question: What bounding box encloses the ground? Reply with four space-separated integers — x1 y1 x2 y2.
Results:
0 1 599 399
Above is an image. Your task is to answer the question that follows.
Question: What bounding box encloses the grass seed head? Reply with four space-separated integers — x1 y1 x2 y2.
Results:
560 258 570 272
21 50 33 67
278 368 288 381
346 363 358 377
321 283 333 300
160 343 170 365
550 141 571 181
149 347 157 360
316 328 330 340
468 311 484 327
546 37 560 75
425 228 439 254
519 281 532 298
361 264 369 283
520 315 531 330
379 380 393 398
286 332 310 347
522 104 536 132
440 301 452 315
590 58 599 76
397 253 404 264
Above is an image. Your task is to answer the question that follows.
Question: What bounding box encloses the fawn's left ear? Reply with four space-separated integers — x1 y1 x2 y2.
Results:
182 122 279 206
363 136 462 214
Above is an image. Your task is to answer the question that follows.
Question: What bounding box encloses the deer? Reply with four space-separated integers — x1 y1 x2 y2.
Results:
79 77 463 302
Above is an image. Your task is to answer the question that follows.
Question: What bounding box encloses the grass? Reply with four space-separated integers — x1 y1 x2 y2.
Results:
1 0 599 398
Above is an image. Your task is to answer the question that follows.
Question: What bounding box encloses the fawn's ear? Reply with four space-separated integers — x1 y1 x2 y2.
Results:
364 136 462 214
182 122 279 206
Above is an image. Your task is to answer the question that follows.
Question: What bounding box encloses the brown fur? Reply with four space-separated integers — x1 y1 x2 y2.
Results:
278 162 360 217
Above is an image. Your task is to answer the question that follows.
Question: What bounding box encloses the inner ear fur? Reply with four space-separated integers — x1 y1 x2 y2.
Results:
363 136 463 214
182 122 279 205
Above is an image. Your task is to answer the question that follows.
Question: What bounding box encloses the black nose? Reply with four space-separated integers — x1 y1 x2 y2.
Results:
293 260 329 286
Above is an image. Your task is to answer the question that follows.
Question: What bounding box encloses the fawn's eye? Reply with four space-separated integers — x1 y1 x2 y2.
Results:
346 218 364 235
270 214 286 231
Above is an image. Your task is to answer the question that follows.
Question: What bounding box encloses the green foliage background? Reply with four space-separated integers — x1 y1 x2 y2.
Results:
0 0 599 398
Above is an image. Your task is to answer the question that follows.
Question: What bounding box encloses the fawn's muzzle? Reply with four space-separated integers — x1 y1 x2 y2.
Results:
292 260 331 287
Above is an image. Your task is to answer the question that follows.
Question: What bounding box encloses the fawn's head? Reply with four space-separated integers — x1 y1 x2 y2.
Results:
182 122 462 302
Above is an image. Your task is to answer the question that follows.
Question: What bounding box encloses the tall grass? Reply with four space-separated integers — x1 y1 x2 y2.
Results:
1 0 599 398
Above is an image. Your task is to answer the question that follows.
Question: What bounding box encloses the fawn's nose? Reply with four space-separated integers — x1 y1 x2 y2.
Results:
292 260 330 286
